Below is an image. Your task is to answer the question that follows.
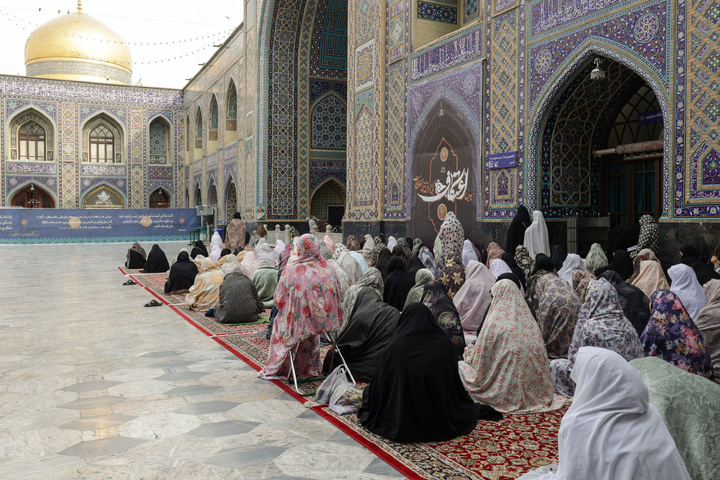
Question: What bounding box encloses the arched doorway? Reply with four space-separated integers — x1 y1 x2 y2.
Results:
195 185 202 206
310 179 346 227
535 56 666 250
11 184 55 208
83 185 124 208
149 188 170 208
225 179 237 221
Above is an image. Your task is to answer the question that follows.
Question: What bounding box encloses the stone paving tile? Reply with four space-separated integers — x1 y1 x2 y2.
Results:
61 381 121 392
363 457 406 477
164 384 222 397
58 437 145 458
175 400 239 415
58 396 125 410
204 445 288 468
61 414 135 431
188 420 260 437
154 370 207 381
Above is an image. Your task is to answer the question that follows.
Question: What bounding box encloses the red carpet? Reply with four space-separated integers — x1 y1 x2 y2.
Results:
119 266 565 478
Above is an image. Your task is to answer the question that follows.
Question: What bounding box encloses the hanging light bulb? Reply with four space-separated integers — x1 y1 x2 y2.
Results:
590 57 606 80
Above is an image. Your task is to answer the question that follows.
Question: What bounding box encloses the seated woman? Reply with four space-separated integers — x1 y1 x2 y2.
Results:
140 244 170 273
224 212 246 252
342 267 384 326
631 259 669 298
403 268 434 308
358 303 502 442
453 260 494 335
583 242 608 275
259 234 342 380
526 253 558 311
501 252 527 291
164 250 198 294
422 281 466 360
459 279 563 413
631 356 720 480
550 278 643 397
383 256 414 311
668 263 706 321
253 242 279 309
216 266 265 324
533 273 581 360
519 347 690 480
557 253 587 286
599 270 651 336
125 242 146 269
696 279 720 382
185 258 225 311
572 269 596 303
192 240 208 258
595 249 633 279
640 290 714 381
322 287 400 382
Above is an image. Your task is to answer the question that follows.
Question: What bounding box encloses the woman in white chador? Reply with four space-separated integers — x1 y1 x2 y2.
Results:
523 210 550 259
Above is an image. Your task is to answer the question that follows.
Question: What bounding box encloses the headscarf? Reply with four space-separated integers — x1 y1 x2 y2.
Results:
523 210 551 259
500 252 527 291
255 241 275 266
374 247 393 279
404 268 434 308
458 279 563 413
636 215 659 255
680 244 702 266
551 245 567 272
319 241 333 260
216 267 265 324
383 257 414 311
424 282 466 360
336 252 363 286
142 244 170 273
696 279 720 382
126 242 147 268
407 254 425 279
531 253 556 276
534 273 582 359
557 254 586 286
358 303 497 442
185 258 225 311
549 278 643 397
396 237 413 263
342 267 384 326
535 347 691 480
418 246 441 279
259 234 342 379
572 270 596 303
433 234 443 268
631 260 670 299
370 236 387 266
362 234 375 255
411 238 423 256
505 205 531 254
440 256 465 299
346 235 361 251
583 243 608 274
323 235 336 257
453 260 495 334
489 259 512 279
323 287 400 382
668 263 706 321
485 242 505 268
595 249 633 279
273 239 286 262
437 212 464 266
219 252 245 275
461 239 479 267
211 231 223 248
348 251 369 273
164 250 198 294
630 356 717 480
599 270 652 336
514 245 534 278
526 253 557 311
692 259 720 286
225 213 246 251
641 289 714 381
240 250 260 279
386 236 398 252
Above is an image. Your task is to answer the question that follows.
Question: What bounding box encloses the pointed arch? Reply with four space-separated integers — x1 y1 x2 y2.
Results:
311 91 347 151
194 181 203 206
226 79 238 124
149 186 172 208
7 107 56 162
526 39 671 215
9 181 57 208
147 116 172 165
82 183 125 208
310 177 346 224
225 177 238 221
81 112 125 164
210 95 219 131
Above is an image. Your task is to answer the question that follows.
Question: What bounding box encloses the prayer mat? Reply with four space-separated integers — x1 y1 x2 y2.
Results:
118 267 564 478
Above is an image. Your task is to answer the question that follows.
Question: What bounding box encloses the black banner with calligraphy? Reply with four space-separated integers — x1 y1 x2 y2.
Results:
409 103 477 244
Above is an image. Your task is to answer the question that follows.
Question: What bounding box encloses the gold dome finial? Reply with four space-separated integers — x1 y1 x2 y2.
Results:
77 1 82 11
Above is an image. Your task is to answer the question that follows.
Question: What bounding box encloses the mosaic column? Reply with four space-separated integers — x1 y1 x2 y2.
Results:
130 107 144 208
61 102 78 208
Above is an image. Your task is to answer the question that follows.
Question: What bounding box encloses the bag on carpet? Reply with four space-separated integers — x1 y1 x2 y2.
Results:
315 365 352 405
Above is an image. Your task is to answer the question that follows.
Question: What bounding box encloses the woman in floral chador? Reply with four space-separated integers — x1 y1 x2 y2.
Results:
259 234 342 380
640 289 714 381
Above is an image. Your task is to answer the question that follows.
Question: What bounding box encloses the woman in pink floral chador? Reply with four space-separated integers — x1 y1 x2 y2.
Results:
259 234 343 380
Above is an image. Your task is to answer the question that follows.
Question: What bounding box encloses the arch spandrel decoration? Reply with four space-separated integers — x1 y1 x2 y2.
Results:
82 184 124 208
8 108 56 162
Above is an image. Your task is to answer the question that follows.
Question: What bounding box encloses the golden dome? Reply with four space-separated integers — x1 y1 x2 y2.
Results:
25 11 132 85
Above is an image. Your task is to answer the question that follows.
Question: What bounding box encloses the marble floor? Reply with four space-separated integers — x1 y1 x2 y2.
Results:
0 242 403 480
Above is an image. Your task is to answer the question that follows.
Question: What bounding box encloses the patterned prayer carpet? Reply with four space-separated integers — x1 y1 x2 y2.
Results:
119 266 565 479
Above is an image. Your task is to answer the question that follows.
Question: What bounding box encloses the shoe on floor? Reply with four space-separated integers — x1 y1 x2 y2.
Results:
144 299 163 307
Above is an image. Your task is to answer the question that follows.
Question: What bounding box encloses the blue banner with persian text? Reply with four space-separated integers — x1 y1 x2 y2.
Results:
0 208 200 244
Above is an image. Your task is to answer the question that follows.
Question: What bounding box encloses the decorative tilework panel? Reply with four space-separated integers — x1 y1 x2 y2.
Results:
149 120 167 157
310 180 346 218
311 94 348 150
6 162 58 175
354 106 374 206
149 166 173 181
130 108 143 164
410 28 483 82
130 164 144 208
311 81 348 103
313 0 348 75
417 2 457 24
530 0 626 36
356 0 377 44
356 40 375 91
385 61 406 215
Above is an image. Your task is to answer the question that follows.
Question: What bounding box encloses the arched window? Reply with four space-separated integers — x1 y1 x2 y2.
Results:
195 185 202 205
186 114 190 151
227 81 237 122
196 108 203 139
19 121 46 161
149 118 169 164
210 96 219 130
225 179 237 220
89 125 115 163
